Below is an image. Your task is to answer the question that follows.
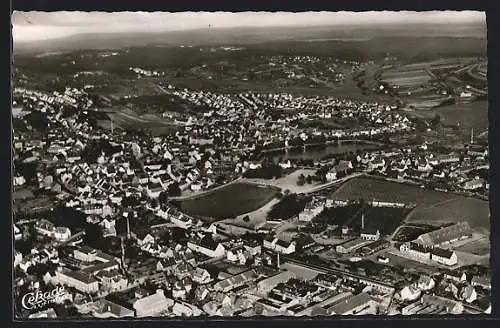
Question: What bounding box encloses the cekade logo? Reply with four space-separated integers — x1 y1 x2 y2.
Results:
21 286 68 310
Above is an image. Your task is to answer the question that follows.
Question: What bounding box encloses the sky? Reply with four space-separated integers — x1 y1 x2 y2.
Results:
12 11 486 43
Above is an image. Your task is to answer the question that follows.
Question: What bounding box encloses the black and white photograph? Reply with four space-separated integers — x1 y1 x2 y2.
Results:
11 10 490 319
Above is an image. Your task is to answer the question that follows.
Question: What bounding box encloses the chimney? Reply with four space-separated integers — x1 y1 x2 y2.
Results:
277 252 280 269
126 216 131 239
361 213 365 230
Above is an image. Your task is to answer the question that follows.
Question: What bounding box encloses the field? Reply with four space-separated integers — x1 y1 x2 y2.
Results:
178 183 279 221
333 177 454 207
332 177 490 233
407 197 490 233
409 100 488 137
381 68 432 88
106 108 180 135
455 237 490 256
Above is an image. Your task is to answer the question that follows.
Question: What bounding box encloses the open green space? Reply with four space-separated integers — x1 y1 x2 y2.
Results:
178 183 279 221
333 176 490 233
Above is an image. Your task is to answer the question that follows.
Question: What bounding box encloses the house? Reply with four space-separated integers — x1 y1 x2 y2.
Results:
214 270 258 293
14 251 23 267
360 228 380 241
187 234 226 258
53 226 72 241
263 237 296 254
146 182 164 198
444 271 467 283
192 267 211 284
326 292 378 315
431 248 458 266
400 284 421 301
298 201 324 222
170 213 193 230
244 240 262 256
417 275 435 291
28 308 58 319
463 178 484 190
459 285 477 303
133 289 174 317
92 299 135 319
14 224 22 241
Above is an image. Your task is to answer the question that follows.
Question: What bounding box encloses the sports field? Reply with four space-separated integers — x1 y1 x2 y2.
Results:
332 176 490 233
178 182 279 221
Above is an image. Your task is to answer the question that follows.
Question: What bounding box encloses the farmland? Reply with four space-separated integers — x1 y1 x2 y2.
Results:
381 68 432 88
332 176 490 232
177 183 279 221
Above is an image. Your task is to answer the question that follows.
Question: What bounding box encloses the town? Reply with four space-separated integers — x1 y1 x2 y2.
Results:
12 11 489 319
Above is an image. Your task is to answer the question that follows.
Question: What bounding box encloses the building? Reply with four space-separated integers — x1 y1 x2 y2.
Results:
400 284 422 301
92 299 135 319
74 246 116 263
263 237 296 254
14 224 22 241
170 213 193 230
326 292 378 315
399 242 431 261
415 222 472 247
360 228 380 241
257 270 296 294
336 238 371 254
444 271 467 283
55 269 99 294
463 178 485 190
214 270 258 293
431 248 458 266
420 294 464 314
133 289 174 317
187 235 225 258
417 275 435 291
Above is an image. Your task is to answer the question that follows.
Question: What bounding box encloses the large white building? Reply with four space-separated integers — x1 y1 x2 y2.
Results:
187 235 225 258
55 269 99 294
133 289 174 317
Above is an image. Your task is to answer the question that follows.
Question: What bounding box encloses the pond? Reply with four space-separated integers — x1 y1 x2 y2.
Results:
263 141 381 161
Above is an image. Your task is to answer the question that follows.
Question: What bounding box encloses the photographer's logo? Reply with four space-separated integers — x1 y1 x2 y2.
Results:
21 286 68 310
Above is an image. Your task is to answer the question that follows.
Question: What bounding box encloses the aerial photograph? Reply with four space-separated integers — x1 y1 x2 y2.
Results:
11 11 490 318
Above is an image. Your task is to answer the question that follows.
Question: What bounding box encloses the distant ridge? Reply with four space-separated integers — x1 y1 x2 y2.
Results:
13 22 486 55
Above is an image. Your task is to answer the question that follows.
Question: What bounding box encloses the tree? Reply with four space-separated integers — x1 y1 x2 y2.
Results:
431 114 441 127
297 174 306 186
167 182 181 197
242 215 250 222
306 175 313 184
158 191 169 204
